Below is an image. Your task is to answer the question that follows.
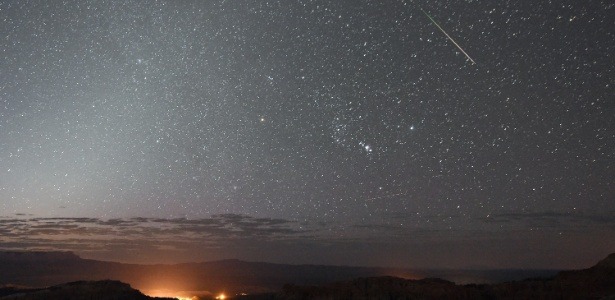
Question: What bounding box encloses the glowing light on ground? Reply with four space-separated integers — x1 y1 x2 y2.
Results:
215 293 227 300
144 289 199 300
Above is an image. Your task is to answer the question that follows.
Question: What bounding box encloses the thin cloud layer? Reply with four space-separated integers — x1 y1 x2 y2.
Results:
0 214 311 254
2 212 613 267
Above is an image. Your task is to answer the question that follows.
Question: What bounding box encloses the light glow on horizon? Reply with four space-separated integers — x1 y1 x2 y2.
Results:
144 289 199 300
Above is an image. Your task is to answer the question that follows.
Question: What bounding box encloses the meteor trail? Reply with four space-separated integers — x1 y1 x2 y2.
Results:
420 7 476 65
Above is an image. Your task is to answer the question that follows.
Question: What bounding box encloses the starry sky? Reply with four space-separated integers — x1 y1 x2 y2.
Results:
1 0 614 269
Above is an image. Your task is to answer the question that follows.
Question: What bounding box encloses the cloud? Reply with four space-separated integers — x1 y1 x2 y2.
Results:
0 214 312 256
3 211 612 265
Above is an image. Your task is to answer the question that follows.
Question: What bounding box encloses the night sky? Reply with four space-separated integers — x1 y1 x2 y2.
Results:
1 0 614 269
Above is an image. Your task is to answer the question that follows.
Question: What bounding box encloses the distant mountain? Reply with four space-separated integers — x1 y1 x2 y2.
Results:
0 280 175 300
0 251 558 296
0 252 397 294
0 251 80 263
270 252 615 300
0 252 612 299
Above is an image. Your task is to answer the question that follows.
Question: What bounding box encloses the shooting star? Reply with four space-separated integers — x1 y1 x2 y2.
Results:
420 7 476 65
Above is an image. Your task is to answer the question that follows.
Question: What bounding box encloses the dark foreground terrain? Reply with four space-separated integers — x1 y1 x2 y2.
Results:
0 253 613 299
0 280 174 300
0 251 556 295
242 253 615 300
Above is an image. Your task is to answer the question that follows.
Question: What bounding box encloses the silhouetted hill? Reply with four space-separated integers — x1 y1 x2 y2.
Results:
0 252 405 294
269 252 615 300
278 277 481 300
596 253 615 268
1 252 612 299
0 251 561 296
0 280 175 300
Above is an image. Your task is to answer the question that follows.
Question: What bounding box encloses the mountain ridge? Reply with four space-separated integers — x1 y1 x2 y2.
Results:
0 250 583 295
0 280 176 300
0 252 612 299
270 252 615 300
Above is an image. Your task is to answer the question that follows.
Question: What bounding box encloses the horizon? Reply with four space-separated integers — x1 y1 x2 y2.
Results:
0 249 587 271
1 214 612 270
1 250 613 299
1 0 614 272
